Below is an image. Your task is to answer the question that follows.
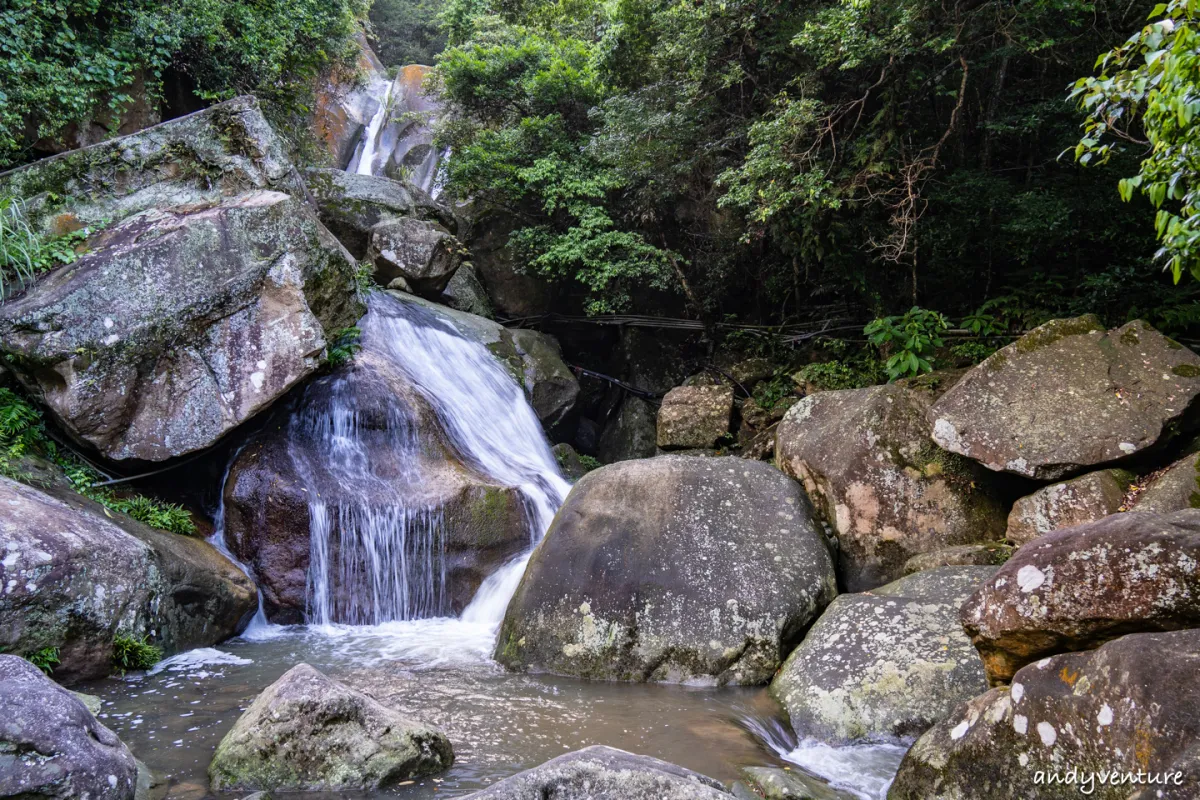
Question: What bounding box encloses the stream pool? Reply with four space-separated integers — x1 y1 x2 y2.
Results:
83 617 908 800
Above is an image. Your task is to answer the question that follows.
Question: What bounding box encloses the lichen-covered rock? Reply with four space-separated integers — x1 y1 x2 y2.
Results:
0 476 256 684
902 543 1012 574
1132 450 1200 513
441 262 494 319
776 375 1007 591
305 168 453 258
771 567 993 742
929 317 1200 481
888 630 1200 800
1006 469 1132 546
736 766 858 800
495 456 837 685
368 217 465 297
0 655 139 799
552 443 590 481
598 397 658 463
961 509 1200 685
656 386 735 449
462 746 730 800
208 663 453 792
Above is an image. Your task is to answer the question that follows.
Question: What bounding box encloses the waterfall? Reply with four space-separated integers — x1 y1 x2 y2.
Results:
347 80 394 176
298 292 568 627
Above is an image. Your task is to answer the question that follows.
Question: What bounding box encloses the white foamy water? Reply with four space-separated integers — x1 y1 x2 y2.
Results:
348 80 395 175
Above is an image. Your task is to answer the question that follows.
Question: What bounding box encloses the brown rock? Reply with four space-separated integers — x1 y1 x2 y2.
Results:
961 509 1200 685
1006 468 1133 546
776 374 1007 591
929 316 1200 481
902 543 1012 574
1132 451 1200 513
369 217 465 297
657 386 735 449
889 630 1200 800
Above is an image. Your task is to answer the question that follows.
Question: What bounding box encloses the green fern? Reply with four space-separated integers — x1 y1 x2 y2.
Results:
111 635 161 673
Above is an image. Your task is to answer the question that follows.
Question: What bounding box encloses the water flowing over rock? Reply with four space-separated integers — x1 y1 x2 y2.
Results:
929 317 1200 481
495 456 837 685
770 567 993 743
209 663 453 792
347 64 446 194
0 476 256 684
1006 468 1132 546
775 375 1007 591
461 746 731 799
0 98 363 463
223 292 569 624
888 630 1200 800
310 33 393 168
961 509 1200 685
0 655 139 799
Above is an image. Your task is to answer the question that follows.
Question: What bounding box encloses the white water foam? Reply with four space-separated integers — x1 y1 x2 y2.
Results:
348 80 395 175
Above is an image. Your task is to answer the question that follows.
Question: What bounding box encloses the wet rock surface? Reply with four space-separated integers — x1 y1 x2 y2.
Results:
0 476 255 684
0 655 139 800
1006 469 1132 546
929 316 1200 480
209 663 453 792
889 630 1200 800
961 509 1200 684
495 456 837 685
776 375 1007 591
461 746 730 799
771 567 993 742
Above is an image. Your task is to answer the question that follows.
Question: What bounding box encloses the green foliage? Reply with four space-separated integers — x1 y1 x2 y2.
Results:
577 453 602 472
865 307 949 380
355 261 376 295
25 646 61 675
794 358 885 392
371 0 448 66
0 197 92 299
0 0 368 167
111 634 161 673
326 326 363 368
0 389 196 534
1072 0 1200 282
752 371 797 410
949 341 998 365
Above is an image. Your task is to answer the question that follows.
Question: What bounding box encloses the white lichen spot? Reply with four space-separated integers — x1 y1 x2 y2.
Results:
1011 682 1025 704
1018 753 1029 767
950 720 971 740
103 318 114 329
1118 442 1137 454
1037 721 1057 746
249 371 266 390
1098 704 1113 726
1014 714 1028 735
1017 565 1046 592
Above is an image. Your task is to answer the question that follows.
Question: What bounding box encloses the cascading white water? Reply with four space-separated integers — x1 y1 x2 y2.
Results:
347 80 394 176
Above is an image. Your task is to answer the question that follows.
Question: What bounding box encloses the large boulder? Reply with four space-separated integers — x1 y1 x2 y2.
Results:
929 317 1200 481
306 168 454 258
441 262 494 319
0 476 256 684
770 567 993 742
209 663 453 792
0 655 139 799
309 32 390 168
223 347 529 623
368 217 465 297
597 396 658 462
495 456 838 685
888 630 1200 800
1132 450 1200 513
462 746 730 800
961 509 1200 685
776 375 1008 591
0 98 364 463
456 202 557 318
1006 468 1132 546
657 385 735 449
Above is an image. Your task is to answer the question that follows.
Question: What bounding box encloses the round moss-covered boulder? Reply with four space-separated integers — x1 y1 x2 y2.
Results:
770 566 993 742
209 663 453 792
929 316 1200 481
495 456 837 685
776 374 1007 591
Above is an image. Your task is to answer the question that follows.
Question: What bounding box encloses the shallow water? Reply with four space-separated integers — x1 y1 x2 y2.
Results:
84 618 908 800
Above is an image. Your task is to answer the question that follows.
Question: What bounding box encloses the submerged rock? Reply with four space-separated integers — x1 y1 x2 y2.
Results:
0 476 256 684
961 509 1200 685
929 316 1200 480
1005 468 1132 546
368 217 465 296
0 655 139 799
889 630 1200 800
495 456 837 685
770 567 993 742
209 663 452 792
0 98 363 463
776 375 1007 591
657 385 735 449
462 746 730 799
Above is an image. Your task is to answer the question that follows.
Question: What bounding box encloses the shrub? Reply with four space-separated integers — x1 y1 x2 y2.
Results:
25 646 61 675
326 326 363 368
865 307 950 381
112 634 161 673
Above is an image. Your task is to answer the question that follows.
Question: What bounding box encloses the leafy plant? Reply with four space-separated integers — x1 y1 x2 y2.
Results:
865 307 950 381
111 634 161 673
0 197 94 300
355 262 376 295
752 371 797 410
794 359 885 392
326 326 363 368
949 341 997 365
577 454 602 472
25 646 60 675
